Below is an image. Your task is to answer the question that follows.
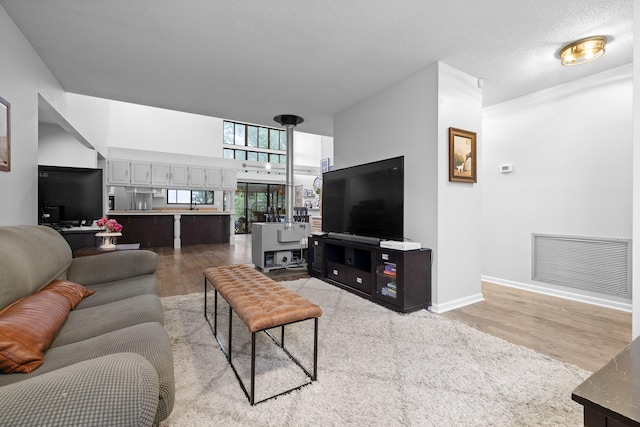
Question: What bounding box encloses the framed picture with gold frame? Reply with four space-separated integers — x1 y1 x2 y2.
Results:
0 96 10 172
449 127 476 183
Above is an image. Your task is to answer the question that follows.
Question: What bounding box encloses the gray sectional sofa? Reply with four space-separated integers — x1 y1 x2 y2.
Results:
0 225 174 426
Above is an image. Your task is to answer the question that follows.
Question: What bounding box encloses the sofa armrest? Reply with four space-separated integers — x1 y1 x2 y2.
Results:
0 353 159 427
67 250 158 285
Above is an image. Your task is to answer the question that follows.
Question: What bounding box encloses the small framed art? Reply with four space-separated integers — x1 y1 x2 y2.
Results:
0 96 9 172
449 127 476 183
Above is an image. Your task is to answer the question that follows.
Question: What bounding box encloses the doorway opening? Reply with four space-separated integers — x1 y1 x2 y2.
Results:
234 183 285 234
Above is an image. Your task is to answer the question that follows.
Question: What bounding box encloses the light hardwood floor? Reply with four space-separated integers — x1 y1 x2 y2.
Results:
442 282 631 372
149 234 631 373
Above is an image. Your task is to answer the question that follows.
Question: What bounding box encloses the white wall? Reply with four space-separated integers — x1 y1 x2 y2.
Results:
334 63 438 244
293 131 322 167
321 136 334 169
482 64 633 309
334 62 483 311
106 99 224 158
104 97 326 189
62 93 111 157
38 123 97 168
103 97 327 170
0 5 67 226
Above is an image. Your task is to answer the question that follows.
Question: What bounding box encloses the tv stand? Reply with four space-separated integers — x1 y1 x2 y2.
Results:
308 236 431 313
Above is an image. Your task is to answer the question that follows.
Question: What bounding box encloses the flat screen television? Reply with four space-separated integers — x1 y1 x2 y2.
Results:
38 165 103 226
322 156 404 242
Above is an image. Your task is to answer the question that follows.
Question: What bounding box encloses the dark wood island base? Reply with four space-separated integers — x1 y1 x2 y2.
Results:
109 211 231 248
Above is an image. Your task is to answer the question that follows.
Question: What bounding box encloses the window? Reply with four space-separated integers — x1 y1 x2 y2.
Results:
258 127 268 148
247 126 258 147
167 189 214 205
223 120 286 166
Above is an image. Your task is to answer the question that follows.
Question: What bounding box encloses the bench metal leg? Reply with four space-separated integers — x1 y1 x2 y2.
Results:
228 306 233 363
203 277 207 316
313 317 318 380
250 332 256 405
204 277 218 337
214 290 218 336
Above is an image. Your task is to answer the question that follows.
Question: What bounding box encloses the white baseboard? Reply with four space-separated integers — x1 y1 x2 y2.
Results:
430 293 485 314
482 275 632 313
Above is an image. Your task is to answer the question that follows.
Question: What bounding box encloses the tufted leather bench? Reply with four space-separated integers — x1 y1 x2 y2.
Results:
203 264 322 405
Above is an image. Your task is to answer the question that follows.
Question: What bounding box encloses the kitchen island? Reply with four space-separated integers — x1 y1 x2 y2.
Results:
108 209 232 248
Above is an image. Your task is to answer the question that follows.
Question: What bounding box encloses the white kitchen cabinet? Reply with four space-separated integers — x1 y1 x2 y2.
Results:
107 157 238 191
151 163 171 186
170 165 189 187
130 161 151 186
107 159 130 185
188 166 206 188
205 168 222 189
221 169 237 190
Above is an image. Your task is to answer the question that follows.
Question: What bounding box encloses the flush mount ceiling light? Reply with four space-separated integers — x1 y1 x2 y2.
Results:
560 36 607 66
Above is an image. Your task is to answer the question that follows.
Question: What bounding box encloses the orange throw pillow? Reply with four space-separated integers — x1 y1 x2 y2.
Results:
0 279 94 373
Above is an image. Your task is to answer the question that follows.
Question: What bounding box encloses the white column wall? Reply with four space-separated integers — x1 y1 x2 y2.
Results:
482 65 633 309
434 62 484 311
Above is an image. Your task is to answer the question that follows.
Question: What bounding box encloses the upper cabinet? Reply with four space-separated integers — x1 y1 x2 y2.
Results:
130 161 151 186
108 159 151 186
107 160 130 185
170 165 189 187
221 169 236 190
188 167 235 190
151 163 189 187
151 163 171 187
189 166 206 188
205 168 222 189
107 158 237 191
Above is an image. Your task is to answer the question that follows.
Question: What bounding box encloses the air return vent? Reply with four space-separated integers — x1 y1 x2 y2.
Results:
532 234 631 298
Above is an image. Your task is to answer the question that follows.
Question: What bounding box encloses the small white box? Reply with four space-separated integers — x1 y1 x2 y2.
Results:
380 241 421 251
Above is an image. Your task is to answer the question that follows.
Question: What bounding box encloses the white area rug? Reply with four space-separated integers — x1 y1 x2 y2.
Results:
160 277 589 426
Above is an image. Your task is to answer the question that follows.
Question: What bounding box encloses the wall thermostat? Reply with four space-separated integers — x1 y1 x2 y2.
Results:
500 164 513 173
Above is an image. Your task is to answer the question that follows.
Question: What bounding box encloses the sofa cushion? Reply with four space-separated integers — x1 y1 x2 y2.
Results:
0 322 175 425
52 294 164 348
75 274 159 309
0 353 160 427
0 280 94 373
0 226 72 309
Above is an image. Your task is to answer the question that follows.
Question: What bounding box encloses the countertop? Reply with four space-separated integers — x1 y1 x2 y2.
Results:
108 209 231 215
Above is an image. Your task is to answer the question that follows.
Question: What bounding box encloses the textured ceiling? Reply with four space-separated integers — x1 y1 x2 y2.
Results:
0 0 633 136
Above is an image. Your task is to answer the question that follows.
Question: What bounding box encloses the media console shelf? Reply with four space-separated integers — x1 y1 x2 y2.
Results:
308 236 431 313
